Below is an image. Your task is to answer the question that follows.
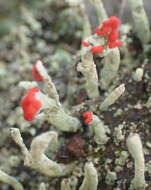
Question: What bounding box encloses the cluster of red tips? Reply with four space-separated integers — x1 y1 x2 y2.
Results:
82 40 105 54
96 16 123 49
103 16 120 29
91 45 104 54
82 16 122 54
83 112 93 124
82 41 91 47
21 87 42 121
32 61 44 81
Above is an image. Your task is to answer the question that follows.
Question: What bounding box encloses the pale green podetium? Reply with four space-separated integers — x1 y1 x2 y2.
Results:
10 128 76 178
39 183 47 190
89 114 110 145
128 0 151 44
100 84 125 111
126 133 146 190
133 68 144 82
79 162 98 190
77 52 100 99
36 61 81 132
61 179 71 190
61 177 78 190
90 0 108 22
0 169 24 190
100 48 121 90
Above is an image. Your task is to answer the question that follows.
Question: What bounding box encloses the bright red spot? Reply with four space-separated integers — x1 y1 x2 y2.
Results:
83 112 93 124
95 16 123 50
108 41 117 48
96 26 111 36
21 87 42 121
108 29 119 42
91 45 104 54
82 41 91 47
116 40 123 47
109 16 121 28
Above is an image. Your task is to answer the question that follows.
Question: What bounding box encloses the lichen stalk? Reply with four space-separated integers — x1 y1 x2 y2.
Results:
61 179 71 190
100 83 125 111
80 2 92 38
133 68 144 82
100 48 121 90
77 52 100 99
89 114 109 145
0 169 24 190
90 0 108 22
79 162 98 190
35 60 60 105
128 0 151 44
126 133 146 189
10 128 76 178
45 106 81 132
61 177 78 190
39 183 47 190
36 61 81 132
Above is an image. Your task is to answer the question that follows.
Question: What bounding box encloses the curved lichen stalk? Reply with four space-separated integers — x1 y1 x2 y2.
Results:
0 169 24 190
20 61 81 132
10 128 76 178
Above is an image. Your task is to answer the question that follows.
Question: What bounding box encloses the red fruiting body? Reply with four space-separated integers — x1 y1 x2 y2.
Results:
109 16 121 28
108 29 119 42
116 40 123 47
23 106 37 121
32 62 44 81
91 45 104 54
103 20 112 27
94 16 122 51
82 41 91 47
83 112 93 124
95 27 102 36
108 41 117 48
96 26 111 36
21 87 42 121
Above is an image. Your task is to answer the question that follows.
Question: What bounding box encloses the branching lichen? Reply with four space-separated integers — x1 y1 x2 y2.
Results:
0 169 24 190
20 61 81 132
3 1 151 189
10 128 76 178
